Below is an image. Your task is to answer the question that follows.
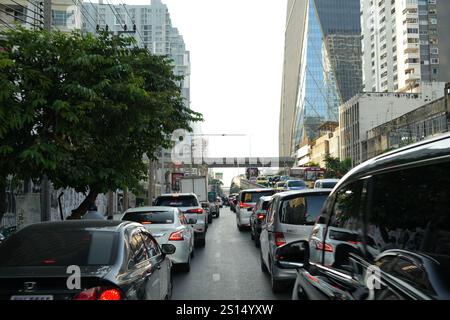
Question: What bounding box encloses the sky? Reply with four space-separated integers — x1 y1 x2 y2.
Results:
129 0 288 187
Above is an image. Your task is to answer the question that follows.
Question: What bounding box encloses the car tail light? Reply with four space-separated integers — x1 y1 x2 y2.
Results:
240 202 252 208
186 208 203 214
274 232 286 247
73 287 122 300
169 230 184 241
257 213 266 220
315 241 333 252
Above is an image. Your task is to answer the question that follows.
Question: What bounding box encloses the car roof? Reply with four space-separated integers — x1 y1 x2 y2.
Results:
316 179 339 183
274 188 332 199
335 132 450 190
159 193 197 197
124 206 177 213
259 196 273 202
18 220 140 233
240 188 275 193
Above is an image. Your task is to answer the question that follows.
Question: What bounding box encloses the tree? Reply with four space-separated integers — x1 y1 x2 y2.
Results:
324 155 352 178
0 28 202 220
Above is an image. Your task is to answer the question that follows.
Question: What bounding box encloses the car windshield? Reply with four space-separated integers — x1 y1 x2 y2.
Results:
241 191 274 203
279 194 329 225
154 196 198 207
122 211 175 224
0 230 118 267
287 180 306 187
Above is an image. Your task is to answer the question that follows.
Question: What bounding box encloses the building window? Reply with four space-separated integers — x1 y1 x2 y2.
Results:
431 58 439 64
430 47 439 55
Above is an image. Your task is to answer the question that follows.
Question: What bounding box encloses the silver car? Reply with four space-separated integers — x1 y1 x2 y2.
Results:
313 178 340 189
154 193 207 247
236 188 276 231
259 189 331 292
122 206 195 272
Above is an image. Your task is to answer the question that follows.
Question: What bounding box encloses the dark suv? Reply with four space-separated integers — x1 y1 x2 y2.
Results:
277 133 450 300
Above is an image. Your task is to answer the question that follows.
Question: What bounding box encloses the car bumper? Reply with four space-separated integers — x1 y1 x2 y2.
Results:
272 261 298 282
238 217 251 226
153 238 191 264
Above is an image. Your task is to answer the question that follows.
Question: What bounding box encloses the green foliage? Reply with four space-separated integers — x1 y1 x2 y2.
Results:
324 155 352 178
0 28 202 217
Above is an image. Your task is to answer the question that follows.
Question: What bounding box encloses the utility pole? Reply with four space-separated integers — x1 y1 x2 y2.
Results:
40 0 52 221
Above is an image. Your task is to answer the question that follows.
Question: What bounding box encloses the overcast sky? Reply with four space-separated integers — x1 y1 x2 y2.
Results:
129 0 288 186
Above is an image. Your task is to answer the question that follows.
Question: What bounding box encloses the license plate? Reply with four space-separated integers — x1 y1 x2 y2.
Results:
11 295 54 300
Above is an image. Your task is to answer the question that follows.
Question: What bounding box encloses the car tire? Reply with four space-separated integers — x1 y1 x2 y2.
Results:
255 236 260 248
195 237 206 248
270 262 285 293
179 257 191 272
165 274 173 300
238 225 245 232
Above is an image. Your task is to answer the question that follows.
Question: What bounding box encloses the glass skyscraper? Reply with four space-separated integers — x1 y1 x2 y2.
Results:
280 0 362 156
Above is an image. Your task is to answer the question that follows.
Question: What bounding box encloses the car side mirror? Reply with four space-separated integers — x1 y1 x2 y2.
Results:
161 244 176 255
188 218 197 224
275 240 309 269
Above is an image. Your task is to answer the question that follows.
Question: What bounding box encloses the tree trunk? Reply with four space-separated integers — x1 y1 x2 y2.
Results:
67 186 99 220
0 177 6 225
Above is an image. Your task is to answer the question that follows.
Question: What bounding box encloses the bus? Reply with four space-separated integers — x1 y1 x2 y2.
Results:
289 167 325 188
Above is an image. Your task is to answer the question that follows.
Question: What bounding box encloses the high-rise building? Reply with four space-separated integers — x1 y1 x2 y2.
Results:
279 0 362 158
361 0 450 93
82 0 190 108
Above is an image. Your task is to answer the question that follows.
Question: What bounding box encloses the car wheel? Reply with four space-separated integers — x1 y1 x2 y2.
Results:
195 237 206 248
238 225 244 231
255 236 260 248
270 261 285 293
165 274 173 300
180 257 191 272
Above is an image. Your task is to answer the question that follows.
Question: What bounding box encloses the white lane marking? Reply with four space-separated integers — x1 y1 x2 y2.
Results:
213 274 221 281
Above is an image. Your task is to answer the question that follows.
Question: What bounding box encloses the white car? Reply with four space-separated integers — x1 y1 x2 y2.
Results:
122 206 196 272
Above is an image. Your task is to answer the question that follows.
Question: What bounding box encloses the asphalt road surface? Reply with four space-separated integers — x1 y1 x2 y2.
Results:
172 206 291 300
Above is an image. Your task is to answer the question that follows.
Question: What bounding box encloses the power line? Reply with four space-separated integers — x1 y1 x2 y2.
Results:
9 0 43 18
0 8 40 28
118 1 145 47
104 0 126 30
0 17 15 30
0 3 42 27
69 0 97 32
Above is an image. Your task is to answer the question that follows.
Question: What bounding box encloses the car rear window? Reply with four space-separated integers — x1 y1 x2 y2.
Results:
154 195 199 207
322 182 337 188
122 211 175 224
279 194 329 225
0 230 118 267
287 180 306 187
241 190 275 203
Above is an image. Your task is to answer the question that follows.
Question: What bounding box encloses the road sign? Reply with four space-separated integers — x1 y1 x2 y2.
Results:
215 172 223 180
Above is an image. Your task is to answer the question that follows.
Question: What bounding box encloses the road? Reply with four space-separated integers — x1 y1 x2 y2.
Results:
172 206 291 300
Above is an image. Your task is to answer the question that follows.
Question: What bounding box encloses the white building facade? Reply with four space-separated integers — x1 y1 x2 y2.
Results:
360 0 446 93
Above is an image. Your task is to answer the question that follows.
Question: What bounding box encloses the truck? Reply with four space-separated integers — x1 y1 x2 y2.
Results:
180 176 208 202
